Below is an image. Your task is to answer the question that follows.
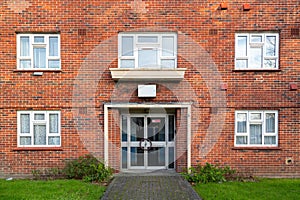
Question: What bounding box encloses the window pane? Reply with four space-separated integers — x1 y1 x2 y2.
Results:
237 113 247 133
138 36 158 43
20 114 30 134
250 113 262 121
264 59 276 68
122 36 134 56
161 59 175 69
49 60 60 69
266 36 276 56
264 136 276 145
120 59 135 68
34 113 45 120
48 136 60 145
237 36 247 57
250 124 262 144
34 36 44 43
236 59 247 69
34 125 46 145
20 60 31 68
251 35 262 43
34 48 46 68
20 36 30 57
122 116 127 142
266 113 275 133
20 136 31 145
162 36 174 56
49 37 59 56
138 49 158 68
49 114 59 133
236 136 247 145
249 47 262 68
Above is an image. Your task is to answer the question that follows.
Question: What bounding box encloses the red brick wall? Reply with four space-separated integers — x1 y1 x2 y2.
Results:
0 0 299 177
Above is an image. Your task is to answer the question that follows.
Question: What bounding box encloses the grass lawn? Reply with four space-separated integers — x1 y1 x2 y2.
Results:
194 178 300 200
0 179 106 200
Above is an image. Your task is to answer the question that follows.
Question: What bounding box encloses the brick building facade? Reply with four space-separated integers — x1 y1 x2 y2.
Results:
0 0 299 178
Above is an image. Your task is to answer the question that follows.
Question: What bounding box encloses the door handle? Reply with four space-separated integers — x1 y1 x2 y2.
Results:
139 138 152 151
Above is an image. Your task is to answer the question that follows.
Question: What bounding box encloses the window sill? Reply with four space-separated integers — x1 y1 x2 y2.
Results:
14 70 62 73
232 147 281 150
232 69 281 72
13 147 63 151
110 68 186 82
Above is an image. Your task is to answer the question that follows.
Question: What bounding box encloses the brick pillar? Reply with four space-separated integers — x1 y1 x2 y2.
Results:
176 108 188 172
108 108 121 172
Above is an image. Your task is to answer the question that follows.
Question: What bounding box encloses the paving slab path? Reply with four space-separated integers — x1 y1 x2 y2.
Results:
101 170 202 200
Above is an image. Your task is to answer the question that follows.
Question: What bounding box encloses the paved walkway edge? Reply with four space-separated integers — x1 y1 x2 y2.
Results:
101 172 202 200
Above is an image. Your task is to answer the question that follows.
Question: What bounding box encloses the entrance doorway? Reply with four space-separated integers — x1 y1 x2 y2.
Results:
121 114 175 170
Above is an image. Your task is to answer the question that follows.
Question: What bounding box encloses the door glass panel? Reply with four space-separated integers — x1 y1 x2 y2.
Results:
168 147 175 169
147 117 165 142
131 147 144 166
122 116 128 142
130 117 144 142
148 147 165 166
168 115 175 141
122 147 128 169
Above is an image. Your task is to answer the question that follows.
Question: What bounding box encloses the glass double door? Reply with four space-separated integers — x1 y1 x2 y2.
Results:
121 114 175 170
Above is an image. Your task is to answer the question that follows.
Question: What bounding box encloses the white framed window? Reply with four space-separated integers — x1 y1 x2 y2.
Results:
235 111 278 146
17 34 61 70
17 111 61 147
118 33 177 69
235 33 279 69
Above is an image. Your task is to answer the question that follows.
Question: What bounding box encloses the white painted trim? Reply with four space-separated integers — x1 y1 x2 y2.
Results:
103 103 192 169
109 68 186 81
187 104 191 170
104 105 109 167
